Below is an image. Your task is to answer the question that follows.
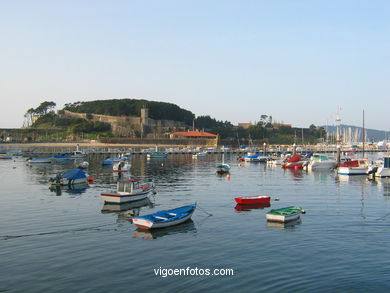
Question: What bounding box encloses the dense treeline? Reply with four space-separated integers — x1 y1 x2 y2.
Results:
31 112 111 134
194 115 326 144
64 99 195 125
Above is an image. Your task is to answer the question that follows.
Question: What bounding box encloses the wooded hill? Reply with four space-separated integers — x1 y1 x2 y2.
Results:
64 99 194 125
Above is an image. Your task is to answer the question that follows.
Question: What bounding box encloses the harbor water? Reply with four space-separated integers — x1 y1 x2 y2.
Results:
1 153 390 292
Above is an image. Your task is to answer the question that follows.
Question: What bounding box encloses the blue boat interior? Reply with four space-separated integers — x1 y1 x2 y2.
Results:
138 204 196 223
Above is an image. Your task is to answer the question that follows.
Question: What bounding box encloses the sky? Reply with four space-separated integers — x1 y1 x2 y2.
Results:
1 0 389 130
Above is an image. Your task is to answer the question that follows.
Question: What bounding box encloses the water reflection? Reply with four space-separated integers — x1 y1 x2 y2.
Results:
49 182 89 195
234 203 271 212
266 218 302 229
132 219 196 239
101 198 153 222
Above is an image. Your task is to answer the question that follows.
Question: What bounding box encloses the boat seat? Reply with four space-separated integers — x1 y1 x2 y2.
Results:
154 216 168 220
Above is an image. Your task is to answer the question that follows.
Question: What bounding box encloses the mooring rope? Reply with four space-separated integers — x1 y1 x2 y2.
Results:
0 223 113 241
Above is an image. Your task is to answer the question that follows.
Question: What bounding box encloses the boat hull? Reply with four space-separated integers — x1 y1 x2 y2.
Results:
101 190 150 204
266 213 300 223
375 167 390 178
309 161 337 170
266 206 303 223
282 162 306 169
235 196 271 205
337 167 368 175
55 178 88 186
133 212 193 229
132 204 196 230
28 158 52 164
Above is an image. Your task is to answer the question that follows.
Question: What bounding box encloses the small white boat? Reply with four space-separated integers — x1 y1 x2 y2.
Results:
368 156 390 178
78 161 89 169
113 160 131 172
28 157 53 164
192 151 207 159
337 159 369 175
101 179 155 204
266 206 304 223
243 153 268 162
147 146 168 159
307 154 337 170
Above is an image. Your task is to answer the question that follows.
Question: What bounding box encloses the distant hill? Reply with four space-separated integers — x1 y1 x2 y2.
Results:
63 99 194 125
322 124 389 142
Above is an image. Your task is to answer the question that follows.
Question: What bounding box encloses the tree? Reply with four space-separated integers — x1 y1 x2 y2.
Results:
35 101 56 116
24 108 35 127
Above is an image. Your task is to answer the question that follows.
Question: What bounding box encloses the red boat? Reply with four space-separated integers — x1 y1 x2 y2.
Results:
234 195 271 205
281 154 307 169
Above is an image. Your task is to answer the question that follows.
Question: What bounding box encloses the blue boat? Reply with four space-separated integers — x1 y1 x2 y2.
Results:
132 203 196 229
147 146 168 159
147 151 168 159
0 153 12 160
243 153 268 162
50 168 89 186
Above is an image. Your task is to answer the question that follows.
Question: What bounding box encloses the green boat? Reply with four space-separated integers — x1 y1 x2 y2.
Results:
266 206 304 223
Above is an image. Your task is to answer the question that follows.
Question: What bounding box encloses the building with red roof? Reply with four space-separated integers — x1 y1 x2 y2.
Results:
170 130 218 139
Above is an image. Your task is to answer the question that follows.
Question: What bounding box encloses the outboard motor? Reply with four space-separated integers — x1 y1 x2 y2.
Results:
367 166 378 180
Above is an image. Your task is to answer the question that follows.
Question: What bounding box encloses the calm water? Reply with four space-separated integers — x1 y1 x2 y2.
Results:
1 153 390 292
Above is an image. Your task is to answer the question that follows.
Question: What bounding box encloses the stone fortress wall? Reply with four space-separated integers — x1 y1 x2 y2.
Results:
61 109 187 137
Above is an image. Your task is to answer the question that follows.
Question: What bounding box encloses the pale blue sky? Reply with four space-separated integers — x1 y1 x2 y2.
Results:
1 0 389 130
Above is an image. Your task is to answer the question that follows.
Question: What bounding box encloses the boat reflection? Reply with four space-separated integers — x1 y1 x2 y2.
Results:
49 182 89 195
101 198 153 222
235 203 271 211
132 219 196 239
380 179 390 197
266 218 302 229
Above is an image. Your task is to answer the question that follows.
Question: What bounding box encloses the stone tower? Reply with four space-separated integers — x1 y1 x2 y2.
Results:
140 108 149 126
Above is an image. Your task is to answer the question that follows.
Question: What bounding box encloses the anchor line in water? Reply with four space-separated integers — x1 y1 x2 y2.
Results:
197 204 213 216
0 223 113 241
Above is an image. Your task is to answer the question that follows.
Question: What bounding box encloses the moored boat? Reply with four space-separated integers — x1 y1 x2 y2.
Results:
147 151 168 159
101 179 155 204
113 160 131 172
216 163 231 174
266 206 304 223
132 203 196 230
337 159 368 175
368 156 390 178
49 168 89 186
0 153 13 160
28 157 53 164
281 154 308 169
192 151 207 159
307 154 337 170
234 195 271 205
243 153 267 162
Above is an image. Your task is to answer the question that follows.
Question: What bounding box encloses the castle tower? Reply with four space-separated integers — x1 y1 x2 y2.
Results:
140 108 149 126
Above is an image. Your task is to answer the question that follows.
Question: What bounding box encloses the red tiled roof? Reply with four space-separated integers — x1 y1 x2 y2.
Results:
172 131 217 137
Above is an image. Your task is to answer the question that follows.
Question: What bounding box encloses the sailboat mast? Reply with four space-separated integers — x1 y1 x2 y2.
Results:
362 110 365 158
